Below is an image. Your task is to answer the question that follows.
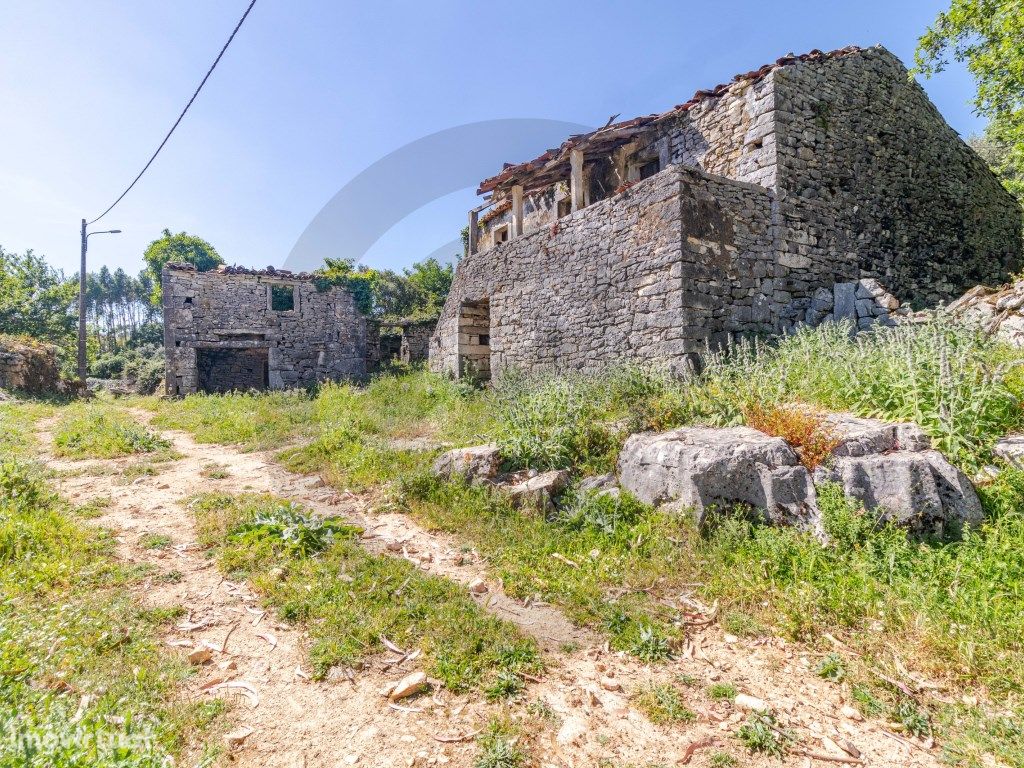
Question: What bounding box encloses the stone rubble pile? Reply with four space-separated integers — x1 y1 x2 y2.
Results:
938 279 1024 347
618 415 981 535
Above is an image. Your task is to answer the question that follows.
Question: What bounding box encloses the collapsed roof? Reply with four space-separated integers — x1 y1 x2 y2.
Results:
476 45 863 197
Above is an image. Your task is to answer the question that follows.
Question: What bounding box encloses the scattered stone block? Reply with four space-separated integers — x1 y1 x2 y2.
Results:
431 444 502 483
504 469 570 513
814 450 983 533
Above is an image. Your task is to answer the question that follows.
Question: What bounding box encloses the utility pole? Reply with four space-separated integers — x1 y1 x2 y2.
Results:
78 219 87 388
77 221 123 390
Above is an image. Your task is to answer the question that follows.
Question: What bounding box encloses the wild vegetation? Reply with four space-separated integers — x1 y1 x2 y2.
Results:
189 492 541 690
140 316 1024 765
53 401 173 460
0 402 220 767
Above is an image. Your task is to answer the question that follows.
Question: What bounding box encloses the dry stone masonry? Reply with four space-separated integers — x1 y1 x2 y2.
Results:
162 263 368 396
0 336 61 394
432 45 1022 380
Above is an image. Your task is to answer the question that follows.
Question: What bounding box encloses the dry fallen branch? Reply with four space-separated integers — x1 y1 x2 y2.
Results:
679 736 716 764
794 749 863 764
205 680 259 708
432 728 482 744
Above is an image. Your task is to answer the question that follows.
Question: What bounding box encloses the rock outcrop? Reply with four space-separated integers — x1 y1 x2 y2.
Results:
617 415 983 535
617 427 820 529
431 444 502 483
940 280 1024 347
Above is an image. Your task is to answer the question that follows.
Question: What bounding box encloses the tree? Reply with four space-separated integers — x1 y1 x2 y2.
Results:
0 245 76 346
404 258 453 314
312 256 454 320
143 228 223 305
915 1 1024 202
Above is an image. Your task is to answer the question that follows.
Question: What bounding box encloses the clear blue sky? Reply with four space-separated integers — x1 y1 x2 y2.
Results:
0 1 981 277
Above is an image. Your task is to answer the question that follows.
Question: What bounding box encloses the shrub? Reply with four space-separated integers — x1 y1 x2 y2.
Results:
228 502 358 557
736 711 792 757
742 402 840 469
494 373 615 471
702 317 1024 471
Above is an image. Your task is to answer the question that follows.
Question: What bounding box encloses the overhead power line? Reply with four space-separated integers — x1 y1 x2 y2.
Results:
88 0 257 225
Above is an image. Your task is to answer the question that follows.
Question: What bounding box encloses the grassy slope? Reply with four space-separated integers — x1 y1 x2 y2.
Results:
142 319 1024 765
52 399 174 460
0 400 220 767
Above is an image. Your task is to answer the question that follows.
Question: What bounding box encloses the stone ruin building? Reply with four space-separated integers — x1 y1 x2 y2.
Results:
162 263 431 395
430 45 1023 381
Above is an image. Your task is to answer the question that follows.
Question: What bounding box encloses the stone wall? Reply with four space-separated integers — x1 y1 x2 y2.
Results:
162 265 367 395
0 336 61 394
771 47 1022 307
400 319 435 365
431 165 774 377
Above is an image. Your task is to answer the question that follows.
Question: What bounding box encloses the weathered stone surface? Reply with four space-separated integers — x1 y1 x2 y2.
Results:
994 435 1024 467
431 444 502 483
822 413 931 456
616 427 819 528
578 473 618 493
0 337 60 394
814 450 983 533
938 279 1024 348
505 469 570 513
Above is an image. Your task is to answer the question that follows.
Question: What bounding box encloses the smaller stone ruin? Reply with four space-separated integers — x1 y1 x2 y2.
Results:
0 336 61 395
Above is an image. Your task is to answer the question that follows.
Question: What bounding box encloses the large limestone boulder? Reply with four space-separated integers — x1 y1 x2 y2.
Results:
814 451 983 533
617 427 820 529
431 444 502 483
616 415 983 535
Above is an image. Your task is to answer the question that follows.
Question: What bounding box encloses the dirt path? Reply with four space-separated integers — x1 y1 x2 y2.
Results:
38 411 946 768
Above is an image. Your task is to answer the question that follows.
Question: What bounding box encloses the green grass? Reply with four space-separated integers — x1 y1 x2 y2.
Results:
816 652 846 682
128 321 1024 764
633 683 695 724
140 533 172 550
736 711 792 757
53 402 172 459
143 389 316 451
707 683 737 701
189 492 541 691
0 431 218 765
474 719 529 768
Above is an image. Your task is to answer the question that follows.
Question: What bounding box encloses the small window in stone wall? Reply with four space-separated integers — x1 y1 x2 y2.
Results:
557 198 572 218
639 158 661 179
270 284 295 312
493 225 509 244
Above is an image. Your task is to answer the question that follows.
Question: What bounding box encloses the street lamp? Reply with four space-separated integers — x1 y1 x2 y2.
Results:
78 219 123 388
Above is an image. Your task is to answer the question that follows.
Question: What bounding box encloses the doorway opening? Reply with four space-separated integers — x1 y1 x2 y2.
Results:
197 347 269 393
457 299 491 382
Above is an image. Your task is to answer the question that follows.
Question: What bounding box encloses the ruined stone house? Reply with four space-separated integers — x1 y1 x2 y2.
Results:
162 264 436 395
162 264 368 395
430 45 1023 381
